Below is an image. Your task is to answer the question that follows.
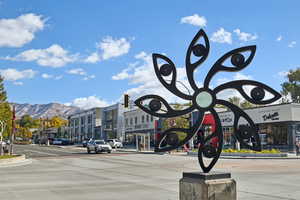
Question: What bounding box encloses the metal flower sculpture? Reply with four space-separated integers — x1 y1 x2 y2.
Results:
134 29 281 173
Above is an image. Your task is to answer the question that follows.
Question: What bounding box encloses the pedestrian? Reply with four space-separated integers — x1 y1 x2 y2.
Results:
295 141 300 156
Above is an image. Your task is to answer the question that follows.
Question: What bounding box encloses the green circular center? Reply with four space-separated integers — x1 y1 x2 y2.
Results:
196 91 213 108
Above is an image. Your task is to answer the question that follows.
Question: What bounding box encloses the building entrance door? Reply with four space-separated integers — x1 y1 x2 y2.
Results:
135 133 151 151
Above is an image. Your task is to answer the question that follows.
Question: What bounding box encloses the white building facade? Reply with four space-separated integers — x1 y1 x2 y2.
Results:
68 107 102 142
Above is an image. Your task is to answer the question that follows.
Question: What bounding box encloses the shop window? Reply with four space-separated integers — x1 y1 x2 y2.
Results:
142 115 145 123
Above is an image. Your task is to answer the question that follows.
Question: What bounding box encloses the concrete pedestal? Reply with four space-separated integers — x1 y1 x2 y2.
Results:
179 172 236 200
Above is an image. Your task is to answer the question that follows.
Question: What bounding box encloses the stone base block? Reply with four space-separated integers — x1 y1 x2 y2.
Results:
179 172 236 200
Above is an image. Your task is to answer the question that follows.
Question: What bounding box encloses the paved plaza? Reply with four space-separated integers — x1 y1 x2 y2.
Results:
0 145 300 200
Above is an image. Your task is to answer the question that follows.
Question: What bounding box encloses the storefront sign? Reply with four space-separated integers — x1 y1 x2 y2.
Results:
262 112 279 121
218 104 298 126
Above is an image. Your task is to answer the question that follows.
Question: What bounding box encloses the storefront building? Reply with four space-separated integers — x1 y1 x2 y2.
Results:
193 103 300 152
68 107 102 142
102 103 124 141
124 108 159 147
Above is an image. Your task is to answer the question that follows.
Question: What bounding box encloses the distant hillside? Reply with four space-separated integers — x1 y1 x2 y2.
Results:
12 103 81 119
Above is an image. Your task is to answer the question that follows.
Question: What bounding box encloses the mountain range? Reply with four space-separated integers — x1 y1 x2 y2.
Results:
12 103 81 119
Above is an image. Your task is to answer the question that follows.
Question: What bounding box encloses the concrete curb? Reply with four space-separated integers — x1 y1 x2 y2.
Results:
0 155 32 167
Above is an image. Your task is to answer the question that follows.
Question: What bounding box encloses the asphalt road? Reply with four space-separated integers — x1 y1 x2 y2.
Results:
1 145 300 200
14 144 91 158
13 144 127 159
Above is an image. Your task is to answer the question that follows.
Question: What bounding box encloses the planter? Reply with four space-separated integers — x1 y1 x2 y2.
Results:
187 151 287 158
221 152 287 157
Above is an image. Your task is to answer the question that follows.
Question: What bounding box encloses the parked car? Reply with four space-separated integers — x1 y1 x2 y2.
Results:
107 139 123 148
53 138 63 145
87 140 112 154
82 139 90 147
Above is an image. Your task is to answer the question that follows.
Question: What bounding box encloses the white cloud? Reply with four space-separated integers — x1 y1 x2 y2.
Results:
234 73 252 80
41 73 62 80
112 51 193 103
84 52 100 63
277 35 282 41
98 37 131 60
278 71 288 77
67 68 95 80
233 29 257 42
4 44 78 67
41 73 53 79
211 28 232 44
288 41 296 48
13 81 23 86
66 96 109 109
67 68 86 76
0 68 37 81
180 14 207 27
83 75 95 81
112 68 131 80
0 13 46 47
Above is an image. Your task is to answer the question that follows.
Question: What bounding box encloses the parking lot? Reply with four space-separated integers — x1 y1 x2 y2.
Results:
1 145 300 200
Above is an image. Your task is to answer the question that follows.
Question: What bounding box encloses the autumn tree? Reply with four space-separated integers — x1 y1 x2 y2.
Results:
281 68 300 103
49 116 68 128
18 115 40 129
162 104 190 130
0 76 12 139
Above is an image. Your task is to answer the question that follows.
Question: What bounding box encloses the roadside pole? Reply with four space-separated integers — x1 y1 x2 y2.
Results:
0 120 4 156
9 105 16 155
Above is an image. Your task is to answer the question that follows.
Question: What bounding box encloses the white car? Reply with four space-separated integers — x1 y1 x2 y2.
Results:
107 139 123 148
87 140 112 154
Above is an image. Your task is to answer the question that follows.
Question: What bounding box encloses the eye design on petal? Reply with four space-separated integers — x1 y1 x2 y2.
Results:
250 87 265 101
149 99 162 112
202 145 217 158
135 95 195 118
237 125 254 140
214 80 281 105
153 54 192 100
231 53 245 67
204 46 256 87
159 64 173 76
192 44 207 57
186 29 210 67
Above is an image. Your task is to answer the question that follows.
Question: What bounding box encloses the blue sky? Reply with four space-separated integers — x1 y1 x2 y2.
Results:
0 0 298 108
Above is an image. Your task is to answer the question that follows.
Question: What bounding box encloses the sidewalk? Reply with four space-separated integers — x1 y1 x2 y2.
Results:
0 155 32 167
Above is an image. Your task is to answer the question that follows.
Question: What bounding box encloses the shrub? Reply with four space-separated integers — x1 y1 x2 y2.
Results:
222 148 281 154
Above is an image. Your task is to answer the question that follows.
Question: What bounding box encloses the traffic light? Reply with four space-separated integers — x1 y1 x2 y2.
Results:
124 94 129 108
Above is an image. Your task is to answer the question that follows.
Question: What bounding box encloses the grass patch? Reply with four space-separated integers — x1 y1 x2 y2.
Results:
0 155 18 159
